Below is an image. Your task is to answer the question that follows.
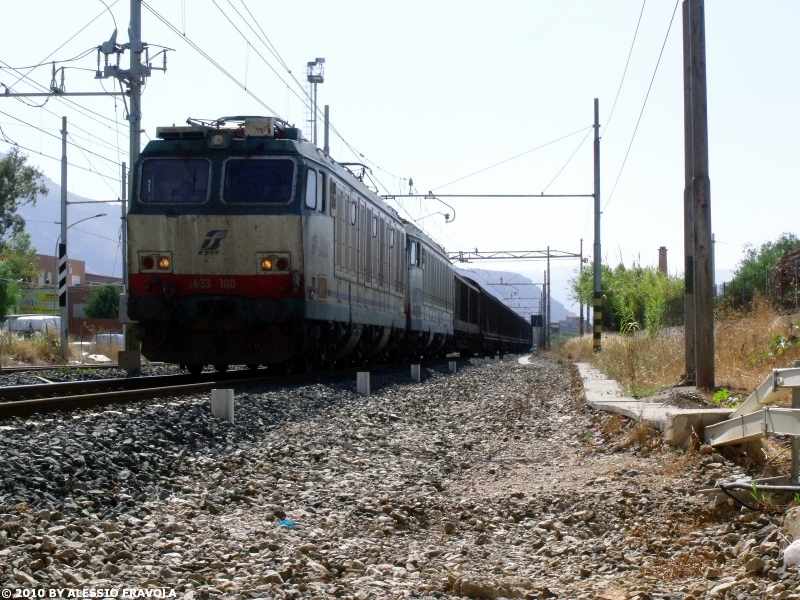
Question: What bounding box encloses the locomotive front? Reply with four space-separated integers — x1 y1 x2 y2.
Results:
126 118 307 373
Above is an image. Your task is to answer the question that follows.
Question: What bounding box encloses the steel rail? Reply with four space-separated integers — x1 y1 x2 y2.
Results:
0 357 484 420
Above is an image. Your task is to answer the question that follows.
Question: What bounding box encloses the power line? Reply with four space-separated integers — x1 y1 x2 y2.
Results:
431 126 592 192
67 133 119 196
0 109 120 166
0 48 97 72
156 0 403 193
0 140 121 183
0 60 130 135
141 1 281 117
604 0 680 212
603 0 647 137
0 121 124 154
541 127 593 194
5 0 120 91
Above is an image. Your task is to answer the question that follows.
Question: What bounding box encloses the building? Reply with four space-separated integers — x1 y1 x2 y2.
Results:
559 315 581 337
20 254 122 320
35 253 85 287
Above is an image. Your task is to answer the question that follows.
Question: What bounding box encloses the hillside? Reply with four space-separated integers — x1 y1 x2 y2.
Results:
14 171 123 278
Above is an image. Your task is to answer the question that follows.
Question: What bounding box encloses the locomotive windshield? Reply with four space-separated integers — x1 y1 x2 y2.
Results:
222 158 295 204
139 158 210 203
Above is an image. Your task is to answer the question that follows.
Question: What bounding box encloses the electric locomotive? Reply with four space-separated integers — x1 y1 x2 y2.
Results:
127 116 420 372
126 116 531 372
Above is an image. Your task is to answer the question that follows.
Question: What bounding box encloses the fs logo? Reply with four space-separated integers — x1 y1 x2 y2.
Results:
198 230 228 255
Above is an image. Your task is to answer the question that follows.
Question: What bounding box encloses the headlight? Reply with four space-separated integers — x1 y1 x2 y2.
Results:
256 252 290 274
139 252 172 273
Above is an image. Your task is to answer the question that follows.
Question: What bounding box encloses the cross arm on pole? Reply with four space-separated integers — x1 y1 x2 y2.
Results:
449 250 581 262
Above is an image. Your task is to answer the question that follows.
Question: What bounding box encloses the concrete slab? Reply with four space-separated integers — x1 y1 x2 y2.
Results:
576 362 733 446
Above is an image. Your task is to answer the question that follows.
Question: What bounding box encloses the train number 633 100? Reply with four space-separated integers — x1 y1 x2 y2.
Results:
189 278 237 290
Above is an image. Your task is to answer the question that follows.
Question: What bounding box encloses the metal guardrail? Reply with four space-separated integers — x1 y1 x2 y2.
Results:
705 367 800 447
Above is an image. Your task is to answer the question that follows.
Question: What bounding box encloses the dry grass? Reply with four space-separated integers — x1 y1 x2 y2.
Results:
0 330 81 365
715 296 800 390
565 330 684 396
565 298 800 394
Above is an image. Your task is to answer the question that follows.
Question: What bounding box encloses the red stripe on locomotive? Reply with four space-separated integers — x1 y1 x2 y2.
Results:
129 274 297 298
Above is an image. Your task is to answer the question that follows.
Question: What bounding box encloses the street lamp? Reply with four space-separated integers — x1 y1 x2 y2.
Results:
52 211 108 360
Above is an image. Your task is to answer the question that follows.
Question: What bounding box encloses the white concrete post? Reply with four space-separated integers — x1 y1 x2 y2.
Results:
448 361 457 374
357 372 371 396
411 364 421 383
210 389 235 424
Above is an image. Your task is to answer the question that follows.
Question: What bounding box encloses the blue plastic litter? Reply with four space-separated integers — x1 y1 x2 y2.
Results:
278 520 295 529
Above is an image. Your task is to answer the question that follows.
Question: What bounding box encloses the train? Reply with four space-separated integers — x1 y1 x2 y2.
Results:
125 116 532 374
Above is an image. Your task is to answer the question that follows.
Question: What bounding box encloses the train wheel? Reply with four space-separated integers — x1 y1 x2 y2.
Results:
187 364 203 376
214 364 229 373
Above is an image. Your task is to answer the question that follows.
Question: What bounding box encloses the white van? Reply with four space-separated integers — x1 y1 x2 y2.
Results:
1 315 60 336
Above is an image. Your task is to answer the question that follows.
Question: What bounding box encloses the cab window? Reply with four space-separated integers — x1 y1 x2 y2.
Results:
140 158 210 203
222 158 295 204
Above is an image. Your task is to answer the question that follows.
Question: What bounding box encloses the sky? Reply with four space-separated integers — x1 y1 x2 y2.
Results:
1 0 798 313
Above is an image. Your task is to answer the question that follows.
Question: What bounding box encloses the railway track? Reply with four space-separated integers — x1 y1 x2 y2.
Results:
0 358 467 419
0 363 124 373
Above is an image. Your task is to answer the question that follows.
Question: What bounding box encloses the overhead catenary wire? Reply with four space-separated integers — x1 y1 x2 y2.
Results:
430 126 593 192
141 1 281 117
67 133 120 196
541 127 593 195
0 110 120 167
220 0 407 187
0 140 121 184
0 60 131 135
0 48 98 72
603 0 648 138
0 122 123 155
604 0 680 212
5 0 120 91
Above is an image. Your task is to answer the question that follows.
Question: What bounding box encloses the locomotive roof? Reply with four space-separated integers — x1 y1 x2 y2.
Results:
143 117 400 222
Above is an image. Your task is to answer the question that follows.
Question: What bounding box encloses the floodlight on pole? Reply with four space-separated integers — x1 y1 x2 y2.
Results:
306 57 325 146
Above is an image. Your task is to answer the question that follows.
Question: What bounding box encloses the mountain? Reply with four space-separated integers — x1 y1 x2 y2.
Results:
454 267 573 324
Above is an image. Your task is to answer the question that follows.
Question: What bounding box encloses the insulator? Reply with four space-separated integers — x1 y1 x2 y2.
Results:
145 47 149 65
163 52 167 72
50 62 57 91
116 52 120 67
96 50 101 71
60 68 66 93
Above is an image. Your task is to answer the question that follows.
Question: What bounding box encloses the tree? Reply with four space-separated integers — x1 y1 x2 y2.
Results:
570 261 684 336
723 232 800 304
0 231 38 282
0 149 47 319
0 148 48 241
83 285 120 319
0 260 20 319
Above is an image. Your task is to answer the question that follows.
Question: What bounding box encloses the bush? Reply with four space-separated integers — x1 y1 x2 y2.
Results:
83 285 120 319
570 262 683 336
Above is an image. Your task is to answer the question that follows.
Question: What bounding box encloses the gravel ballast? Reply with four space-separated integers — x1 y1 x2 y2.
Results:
0 357 798 599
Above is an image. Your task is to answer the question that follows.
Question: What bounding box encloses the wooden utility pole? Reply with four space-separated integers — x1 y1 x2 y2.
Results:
683 0 714 388
682 0 695 382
